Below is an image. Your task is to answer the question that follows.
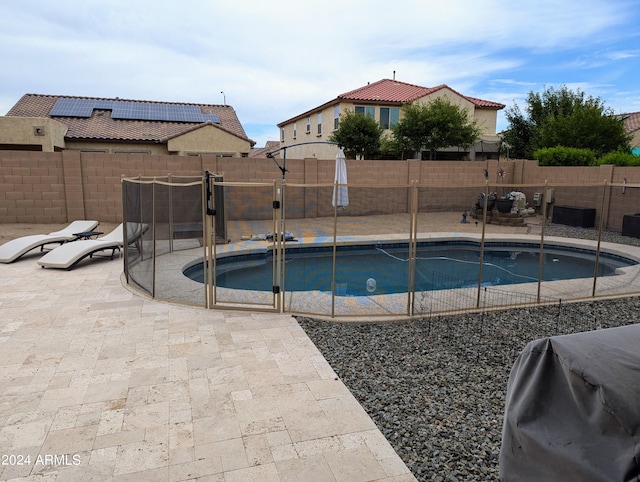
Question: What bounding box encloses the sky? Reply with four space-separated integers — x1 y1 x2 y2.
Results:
1 0 639 148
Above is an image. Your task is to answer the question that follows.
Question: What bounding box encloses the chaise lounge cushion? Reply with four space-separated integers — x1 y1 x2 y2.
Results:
37 224 124 270
0 220 99 263
36 223 147 270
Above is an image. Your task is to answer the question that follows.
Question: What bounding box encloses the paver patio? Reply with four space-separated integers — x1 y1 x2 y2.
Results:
0 244 416 481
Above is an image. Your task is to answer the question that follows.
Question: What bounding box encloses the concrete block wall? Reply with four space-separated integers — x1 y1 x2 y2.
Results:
0 151 67 223
1 150 639 233
519 162 618 229
605 166 640 232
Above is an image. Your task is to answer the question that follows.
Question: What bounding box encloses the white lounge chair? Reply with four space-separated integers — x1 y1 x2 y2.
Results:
37 223 148 270
38 224 125 270
0 220 99 263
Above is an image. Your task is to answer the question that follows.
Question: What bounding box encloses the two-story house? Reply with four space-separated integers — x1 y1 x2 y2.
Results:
277 78 505 160
1 94 255 156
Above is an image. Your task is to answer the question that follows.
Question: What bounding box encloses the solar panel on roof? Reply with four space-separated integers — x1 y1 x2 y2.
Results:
49 98 221 124
49 98 96 117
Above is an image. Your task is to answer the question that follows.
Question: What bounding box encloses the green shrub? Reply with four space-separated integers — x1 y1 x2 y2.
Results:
534 146 596 166
594 151 640 166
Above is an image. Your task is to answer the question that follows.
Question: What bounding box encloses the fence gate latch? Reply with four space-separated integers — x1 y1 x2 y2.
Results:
205 171 216 215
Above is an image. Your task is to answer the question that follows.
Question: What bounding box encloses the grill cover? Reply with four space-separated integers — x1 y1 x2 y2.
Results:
500 324 640 481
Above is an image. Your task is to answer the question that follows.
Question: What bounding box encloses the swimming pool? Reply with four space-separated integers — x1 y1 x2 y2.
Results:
183 241 637 297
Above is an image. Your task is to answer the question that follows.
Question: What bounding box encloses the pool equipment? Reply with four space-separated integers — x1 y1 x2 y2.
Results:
366 278 377 293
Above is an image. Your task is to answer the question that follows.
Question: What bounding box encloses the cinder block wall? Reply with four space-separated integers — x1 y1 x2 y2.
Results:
0 151 67 223
1 150 639 232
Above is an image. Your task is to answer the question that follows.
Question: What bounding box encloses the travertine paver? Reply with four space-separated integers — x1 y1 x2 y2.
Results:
5 213 634 480
0 247 416 481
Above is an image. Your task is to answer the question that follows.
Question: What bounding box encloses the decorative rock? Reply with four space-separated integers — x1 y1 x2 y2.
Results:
298 222 640 481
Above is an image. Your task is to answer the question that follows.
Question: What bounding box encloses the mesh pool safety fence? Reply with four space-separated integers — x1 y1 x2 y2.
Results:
121 174 640 320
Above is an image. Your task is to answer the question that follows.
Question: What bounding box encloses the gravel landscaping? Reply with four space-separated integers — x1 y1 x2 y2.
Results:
297 224 640 481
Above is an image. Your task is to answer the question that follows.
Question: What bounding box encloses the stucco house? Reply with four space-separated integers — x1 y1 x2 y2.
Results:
277 78 505 160
1 94 255 156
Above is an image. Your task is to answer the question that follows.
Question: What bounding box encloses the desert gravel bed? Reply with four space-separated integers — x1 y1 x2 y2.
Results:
297 224 640 481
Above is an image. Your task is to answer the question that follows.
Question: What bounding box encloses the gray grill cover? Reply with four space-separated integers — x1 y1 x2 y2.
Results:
500 324 640 481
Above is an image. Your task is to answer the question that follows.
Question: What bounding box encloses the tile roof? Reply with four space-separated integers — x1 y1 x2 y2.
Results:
620 112 640 133
338 79 439 103
6 94 254 145
250 140 281 158
339 79 505 109
278 78 505 126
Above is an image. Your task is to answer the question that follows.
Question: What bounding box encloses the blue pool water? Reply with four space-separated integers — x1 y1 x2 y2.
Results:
184 241 637 296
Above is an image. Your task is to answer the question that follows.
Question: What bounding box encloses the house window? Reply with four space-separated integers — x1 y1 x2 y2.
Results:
306 117 311 133
380 107 400 130
334 106 339 130
280 128 284 142
293 122 297 139
317 113 322 135
355 106 375 119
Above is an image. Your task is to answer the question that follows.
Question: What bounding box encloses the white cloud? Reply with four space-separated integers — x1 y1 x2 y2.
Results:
490 79 538 87
1 0 638 146
606 50 640 60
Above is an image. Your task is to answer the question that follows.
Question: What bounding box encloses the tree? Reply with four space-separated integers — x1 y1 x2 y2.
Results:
391 98 481 160
503 85 631 159
501 103 534 160
329 109 383 159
